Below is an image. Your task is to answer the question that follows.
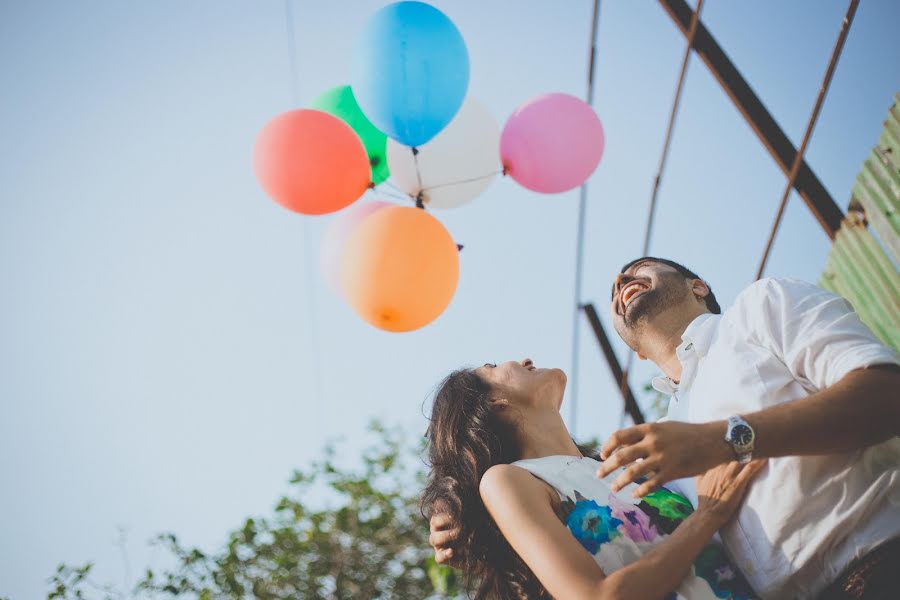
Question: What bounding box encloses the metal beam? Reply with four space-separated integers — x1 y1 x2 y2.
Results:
658 0 845 239
582 304 646 425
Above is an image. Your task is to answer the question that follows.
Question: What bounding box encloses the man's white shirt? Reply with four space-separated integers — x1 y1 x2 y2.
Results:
653 278 900 599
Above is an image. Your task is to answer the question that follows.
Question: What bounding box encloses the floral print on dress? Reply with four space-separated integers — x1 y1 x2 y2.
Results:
560 491 624 553
558 486 756 599
640 487 694 534
693 546 756 599
608 492 659 543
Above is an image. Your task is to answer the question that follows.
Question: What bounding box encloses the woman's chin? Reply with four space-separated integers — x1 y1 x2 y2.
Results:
547 369 568 409
549 368 568 386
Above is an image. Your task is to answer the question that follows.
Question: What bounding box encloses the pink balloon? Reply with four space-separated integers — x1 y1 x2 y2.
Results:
320 200 393 294
500 93 604 194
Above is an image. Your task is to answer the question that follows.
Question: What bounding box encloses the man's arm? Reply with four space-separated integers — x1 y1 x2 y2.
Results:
742 364 899 458
597 365 900 496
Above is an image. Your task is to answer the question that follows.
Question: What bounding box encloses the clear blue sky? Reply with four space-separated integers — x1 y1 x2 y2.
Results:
1 1 897 597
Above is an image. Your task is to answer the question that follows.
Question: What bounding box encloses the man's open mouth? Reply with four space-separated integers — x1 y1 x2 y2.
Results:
621 282 649 310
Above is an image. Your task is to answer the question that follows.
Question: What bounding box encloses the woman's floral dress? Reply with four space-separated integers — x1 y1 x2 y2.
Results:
512 455 756 599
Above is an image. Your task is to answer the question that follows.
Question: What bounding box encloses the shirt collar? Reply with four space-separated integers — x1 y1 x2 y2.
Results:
678 312 719 359
650 313 720 395
651 375 678 395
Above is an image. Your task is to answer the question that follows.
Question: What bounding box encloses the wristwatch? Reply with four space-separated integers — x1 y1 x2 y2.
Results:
724 416 755 464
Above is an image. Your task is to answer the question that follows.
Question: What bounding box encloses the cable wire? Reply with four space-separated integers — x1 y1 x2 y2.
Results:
755 0 858 280
284 0 324 406
618 0 704 425
568 0 603 436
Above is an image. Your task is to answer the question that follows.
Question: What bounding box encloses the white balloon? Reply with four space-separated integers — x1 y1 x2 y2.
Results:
386 97 501 209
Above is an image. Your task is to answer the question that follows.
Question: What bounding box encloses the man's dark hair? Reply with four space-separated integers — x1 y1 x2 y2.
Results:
614 256 721 314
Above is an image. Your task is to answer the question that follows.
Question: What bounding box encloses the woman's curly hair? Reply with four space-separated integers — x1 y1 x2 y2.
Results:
420 368 551 599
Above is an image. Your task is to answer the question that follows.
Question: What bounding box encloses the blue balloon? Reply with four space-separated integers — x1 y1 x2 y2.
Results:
351 2 469 147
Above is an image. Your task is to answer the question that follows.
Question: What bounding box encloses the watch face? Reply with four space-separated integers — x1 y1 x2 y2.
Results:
731 424 754 446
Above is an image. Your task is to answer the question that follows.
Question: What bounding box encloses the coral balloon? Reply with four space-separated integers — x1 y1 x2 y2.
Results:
320 199 393 294
500 93 604 194
253 109 371 215
351 1 469 147
341 206 459 332
387 97 500 209
310 85 391 185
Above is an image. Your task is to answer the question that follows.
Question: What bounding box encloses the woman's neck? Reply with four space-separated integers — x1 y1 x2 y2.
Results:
514 407 582 460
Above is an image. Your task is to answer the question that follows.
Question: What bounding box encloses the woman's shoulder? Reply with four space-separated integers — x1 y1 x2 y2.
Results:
479 463 557 509
479 463 540 495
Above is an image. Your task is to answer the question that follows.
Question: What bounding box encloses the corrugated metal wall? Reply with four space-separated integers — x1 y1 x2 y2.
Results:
820 92 900 351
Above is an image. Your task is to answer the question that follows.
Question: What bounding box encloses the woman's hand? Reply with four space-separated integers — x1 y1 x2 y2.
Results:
695 460 766 526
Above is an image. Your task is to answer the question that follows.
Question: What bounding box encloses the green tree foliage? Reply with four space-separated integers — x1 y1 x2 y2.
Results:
46 423 461 600
47 562 119 600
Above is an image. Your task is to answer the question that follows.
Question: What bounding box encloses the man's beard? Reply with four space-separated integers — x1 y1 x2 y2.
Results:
622 277 686 328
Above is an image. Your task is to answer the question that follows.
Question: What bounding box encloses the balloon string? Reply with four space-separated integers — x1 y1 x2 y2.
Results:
420 169 504 193
372 185 412 203
381 179 414 199
411 147 426 208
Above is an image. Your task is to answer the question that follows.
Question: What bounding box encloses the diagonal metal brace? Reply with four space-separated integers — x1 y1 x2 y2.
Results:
582 304 646 425
658 0 845 238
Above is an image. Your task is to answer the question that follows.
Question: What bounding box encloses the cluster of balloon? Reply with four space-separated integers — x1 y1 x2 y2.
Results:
252 1 605 333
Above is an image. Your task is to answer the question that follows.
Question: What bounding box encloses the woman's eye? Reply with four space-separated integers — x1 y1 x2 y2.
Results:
484 363 497 368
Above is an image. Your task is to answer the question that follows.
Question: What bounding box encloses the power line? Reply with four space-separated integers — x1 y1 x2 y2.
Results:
284 0 324 407
568 0 602 436
618 0 704 425
283 0 301 106
641 0 704 257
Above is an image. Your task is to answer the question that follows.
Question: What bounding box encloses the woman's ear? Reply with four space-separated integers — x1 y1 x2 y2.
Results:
488 397 510 409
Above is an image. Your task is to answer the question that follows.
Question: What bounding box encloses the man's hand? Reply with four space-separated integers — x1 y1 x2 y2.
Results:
429 511 462 567
596 420 733 497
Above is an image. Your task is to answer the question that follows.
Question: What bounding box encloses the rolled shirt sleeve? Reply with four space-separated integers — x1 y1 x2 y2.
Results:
736 278 899 391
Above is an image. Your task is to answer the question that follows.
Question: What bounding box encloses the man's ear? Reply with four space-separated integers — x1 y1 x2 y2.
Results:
488 397 510 409
691 279 710 301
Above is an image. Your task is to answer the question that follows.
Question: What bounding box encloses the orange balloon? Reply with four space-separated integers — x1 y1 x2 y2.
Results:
341 206 460 332
253 109 371 215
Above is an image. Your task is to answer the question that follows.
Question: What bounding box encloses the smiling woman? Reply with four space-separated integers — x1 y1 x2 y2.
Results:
421 358 760 599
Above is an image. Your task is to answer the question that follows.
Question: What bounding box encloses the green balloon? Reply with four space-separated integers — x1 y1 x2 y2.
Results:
310 85 390 185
